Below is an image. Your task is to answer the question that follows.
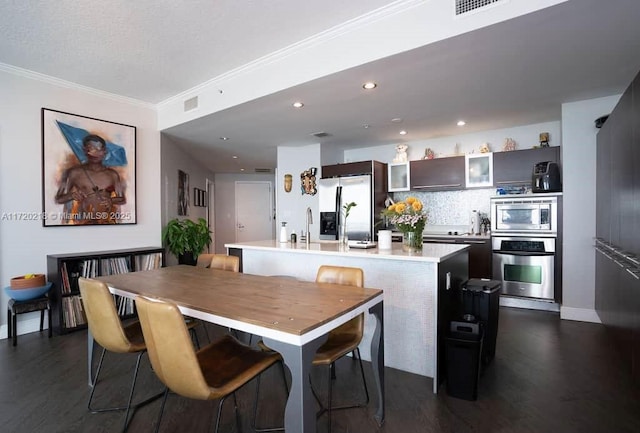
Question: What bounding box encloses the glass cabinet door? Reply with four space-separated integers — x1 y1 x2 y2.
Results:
388 162 410 191
465 153 493 188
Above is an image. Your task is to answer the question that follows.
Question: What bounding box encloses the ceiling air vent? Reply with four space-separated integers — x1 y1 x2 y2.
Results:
455 0 506 16
311 132 332 138
183 96 198 112
254 168 272 174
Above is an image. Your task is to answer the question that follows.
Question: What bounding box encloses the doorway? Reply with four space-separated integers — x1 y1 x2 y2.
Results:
235 181 273 242
206 178 215 252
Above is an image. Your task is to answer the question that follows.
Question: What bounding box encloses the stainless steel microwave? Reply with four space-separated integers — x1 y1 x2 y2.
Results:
490 196 557 235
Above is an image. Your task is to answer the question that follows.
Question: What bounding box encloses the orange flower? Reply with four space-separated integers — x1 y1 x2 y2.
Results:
395 203 406 213
412 201 423 212
405 197 417 205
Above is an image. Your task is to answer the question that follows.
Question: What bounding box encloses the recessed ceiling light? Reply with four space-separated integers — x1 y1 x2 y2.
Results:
220 136 229 140
363 124 370 129
232 155 238 159
362 82 377 90
292 101 304 108
457 120 466 126
399 130 408 135
391 118 403 123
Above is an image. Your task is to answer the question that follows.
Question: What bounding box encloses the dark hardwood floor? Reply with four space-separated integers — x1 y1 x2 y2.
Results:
2 307 640 433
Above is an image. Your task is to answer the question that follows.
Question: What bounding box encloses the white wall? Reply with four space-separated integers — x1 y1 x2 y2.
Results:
160 134 216 265
560 95 621 322
345 121 561 164
276 144 322 240
214 173 276 253
0 69 160 337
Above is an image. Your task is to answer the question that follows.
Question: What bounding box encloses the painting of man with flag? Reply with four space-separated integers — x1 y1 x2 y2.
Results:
41 109 136 226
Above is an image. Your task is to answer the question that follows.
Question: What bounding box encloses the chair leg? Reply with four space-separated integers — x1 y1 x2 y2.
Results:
315 348 371 433
47 307 52 338
12 310 17 346
327 366 333 433
189 327 201 349
252 361 288 432
213 394 228 433
88 349 158 419
153 387 170 433
329 348 370 410
121 352 144 432
39 309 45 332
7 309 12 342
88 347 109 412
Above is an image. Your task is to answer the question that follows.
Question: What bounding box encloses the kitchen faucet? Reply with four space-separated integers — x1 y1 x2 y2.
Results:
306 207 313 246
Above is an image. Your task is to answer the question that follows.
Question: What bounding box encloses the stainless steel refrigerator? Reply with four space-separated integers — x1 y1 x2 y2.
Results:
318 161 387 241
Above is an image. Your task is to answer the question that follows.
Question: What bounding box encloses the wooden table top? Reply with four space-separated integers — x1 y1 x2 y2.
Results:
98 265 382 336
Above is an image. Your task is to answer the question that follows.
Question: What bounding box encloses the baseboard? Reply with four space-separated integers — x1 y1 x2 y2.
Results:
0 316 49 340
560 306 602 323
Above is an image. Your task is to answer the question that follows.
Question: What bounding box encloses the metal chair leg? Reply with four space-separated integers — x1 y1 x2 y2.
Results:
252 361 288 432
88 348 163 432
315 348 371 433
153 387 170 433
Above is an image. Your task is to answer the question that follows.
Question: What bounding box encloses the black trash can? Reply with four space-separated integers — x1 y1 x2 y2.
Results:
445 319 483 401
461 279 501 369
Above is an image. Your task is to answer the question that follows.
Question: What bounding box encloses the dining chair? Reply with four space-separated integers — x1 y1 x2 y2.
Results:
312 265 369 433
78 277 161 433
135 295 286 433
209 254 240 272
196 253 215 267
194 253 241 342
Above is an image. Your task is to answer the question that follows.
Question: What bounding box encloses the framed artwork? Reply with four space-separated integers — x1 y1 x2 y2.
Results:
193 188 206 207
41 108 137 226
178 170 190 215
300 167 317 195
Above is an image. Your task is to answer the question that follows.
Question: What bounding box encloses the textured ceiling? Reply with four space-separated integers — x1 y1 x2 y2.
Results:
0 0 393 103
2 0 640 173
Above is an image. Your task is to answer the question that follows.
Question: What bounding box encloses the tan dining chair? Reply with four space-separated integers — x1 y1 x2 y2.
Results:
210 254 240 272
196 253 240 272
312 265 369 433
78 277 161 433
194 253 241 342
196 253 216 267
135 296 286 433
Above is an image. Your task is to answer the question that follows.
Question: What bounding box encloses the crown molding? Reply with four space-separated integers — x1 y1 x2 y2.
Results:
156 0 425 109
0 62 155 109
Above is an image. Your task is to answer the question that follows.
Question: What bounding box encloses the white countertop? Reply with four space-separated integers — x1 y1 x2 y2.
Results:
225 239 469 263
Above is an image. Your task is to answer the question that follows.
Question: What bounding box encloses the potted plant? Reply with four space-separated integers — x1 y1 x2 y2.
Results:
162 218 212 265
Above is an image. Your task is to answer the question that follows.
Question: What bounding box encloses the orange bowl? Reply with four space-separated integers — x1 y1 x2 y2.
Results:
10 274 46 290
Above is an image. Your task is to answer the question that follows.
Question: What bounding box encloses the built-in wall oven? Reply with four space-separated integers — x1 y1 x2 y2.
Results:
490 195 559 300
492 236 555 299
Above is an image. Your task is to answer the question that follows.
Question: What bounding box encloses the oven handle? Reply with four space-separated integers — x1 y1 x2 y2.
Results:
493 250 555 257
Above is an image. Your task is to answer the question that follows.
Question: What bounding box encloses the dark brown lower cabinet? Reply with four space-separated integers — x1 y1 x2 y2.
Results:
423 237 491 279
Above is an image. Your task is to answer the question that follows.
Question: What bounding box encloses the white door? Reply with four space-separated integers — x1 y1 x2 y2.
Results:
236 181 273 242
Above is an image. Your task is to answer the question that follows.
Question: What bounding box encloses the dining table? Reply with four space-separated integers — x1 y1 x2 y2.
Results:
96 265 385 433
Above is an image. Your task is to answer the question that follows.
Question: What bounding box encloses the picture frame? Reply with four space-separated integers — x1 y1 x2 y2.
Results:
41 108 137 226
193 187 206 207
178 170 190 215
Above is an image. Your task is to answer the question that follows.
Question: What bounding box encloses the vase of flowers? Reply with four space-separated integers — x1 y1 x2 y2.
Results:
340 201 357 246
381 197 427 253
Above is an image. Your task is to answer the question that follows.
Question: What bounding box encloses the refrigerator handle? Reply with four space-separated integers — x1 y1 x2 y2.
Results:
336 186 342 233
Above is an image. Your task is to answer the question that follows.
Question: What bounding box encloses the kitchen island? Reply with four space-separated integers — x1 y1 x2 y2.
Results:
225 240 469 392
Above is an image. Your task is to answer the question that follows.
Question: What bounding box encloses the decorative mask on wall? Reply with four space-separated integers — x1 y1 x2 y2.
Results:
300 167 317 196
284 174 293 193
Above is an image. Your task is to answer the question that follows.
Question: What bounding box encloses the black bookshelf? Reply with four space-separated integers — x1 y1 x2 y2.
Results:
46 247 165 335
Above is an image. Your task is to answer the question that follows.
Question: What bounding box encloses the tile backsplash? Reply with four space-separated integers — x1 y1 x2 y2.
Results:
393 188 494 226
